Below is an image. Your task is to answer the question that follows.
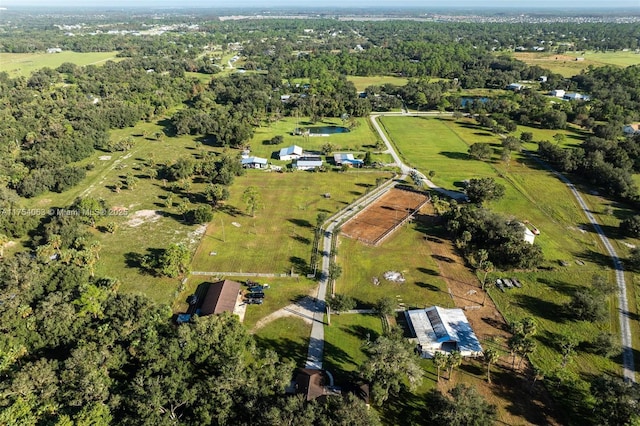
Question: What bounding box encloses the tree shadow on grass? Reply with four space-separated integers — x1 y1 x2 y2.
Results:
254 336 308 367
577 249 616 268
289 256 309 275
415 282 440 292
439 151 472 161
323 340 357 373
417 267 440 276
342 323 380 342
513 294 569 322
218 204 244 217
380 386 428 426
291 234 311 245
287 218 313 228
536 278 577 297
488 367 569 426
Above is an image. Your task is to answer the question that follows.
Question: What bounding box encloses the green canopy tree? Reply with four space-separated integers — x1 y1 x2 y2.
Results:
360 331 424 405
242 186 262 217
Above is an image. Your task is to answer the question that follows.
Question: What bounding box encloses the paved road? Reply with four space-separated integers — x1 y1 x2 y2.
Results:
523 150 635 381
304 177 401 369
305 112 462 369
552 168 635 381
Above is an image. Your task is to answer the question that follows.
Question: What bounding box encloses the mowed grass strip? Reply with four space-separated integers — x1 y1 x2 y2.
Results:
254 317 311 367
191 170 393 274
0 51 121 77
323 313 384 381
512 51 640 77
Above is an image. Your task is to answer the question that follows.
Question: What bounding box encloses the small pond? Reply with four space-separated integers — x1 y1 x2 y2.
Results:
459 97 490 107
295 126 350 135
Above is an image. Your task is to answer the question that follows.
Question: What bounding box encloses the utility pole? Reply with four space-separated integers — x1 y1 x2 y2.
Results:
221 218 225 242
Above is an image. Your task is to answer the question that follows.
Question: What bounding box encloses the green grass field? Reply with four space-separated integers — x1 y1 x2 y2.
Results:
378 114 627 381
337 224 453 308
323 313 384 381
511 50 640 77
254 317 312 367
190 169 393 275
0 51 121 77
346 75 409 91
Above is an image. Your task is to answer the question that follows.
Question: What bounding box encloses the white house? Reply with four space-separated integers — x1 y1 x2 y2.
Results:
507 83 525 91
333 153 364 167
241 157 268 169
623 124 640 136
563 92 589 101
294 157 323 171
523 226 536 245
538 76 548 83
279 145 303 161
405 306 483 358
550 89 565 98
47 47 62 53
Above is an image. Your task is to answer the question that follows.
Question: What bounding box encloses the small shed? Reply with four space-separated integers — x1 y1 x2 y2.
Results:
507 83 525 91
279 145 304 161
241 156 268 169
294 156 323 171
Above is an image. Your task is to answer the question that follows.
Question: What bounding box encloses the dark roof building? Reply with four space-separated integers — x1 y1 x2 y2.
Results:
295 368 327 401
198 279 241 316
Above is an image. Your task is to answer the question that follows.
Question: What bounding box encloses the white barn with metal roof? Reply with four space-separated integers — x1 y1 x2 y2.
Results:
279 145 304 161
405 306 483 358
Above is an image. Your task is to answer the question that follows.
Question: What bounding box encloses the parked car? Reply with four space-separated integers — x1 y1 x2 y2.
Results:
246 292 265 299
244 298 264 305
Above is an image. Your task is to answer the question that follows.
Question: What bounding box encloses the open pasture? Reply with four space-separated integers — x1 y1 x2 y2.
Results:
378 114 632 384
512 51 640 77
191 169 393 275
341 187 430 245
0 51 121 77
346 75 409 91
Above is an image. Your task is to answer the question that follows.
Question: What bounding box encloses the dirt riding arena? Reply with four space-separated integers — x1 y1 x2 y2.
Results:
341 187 430 245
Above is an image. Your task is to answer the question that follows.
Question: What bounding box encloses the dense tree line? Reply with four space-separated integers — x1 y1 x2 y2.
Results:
537 134 640 201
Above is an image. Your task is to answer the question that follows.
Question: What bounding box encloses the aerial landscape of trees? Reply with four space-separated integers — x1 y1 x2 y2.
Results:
1 6 640 425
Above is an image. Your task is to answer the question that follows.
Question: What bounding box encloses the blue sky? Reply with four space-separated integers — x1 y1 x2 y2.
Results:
2 0 639 8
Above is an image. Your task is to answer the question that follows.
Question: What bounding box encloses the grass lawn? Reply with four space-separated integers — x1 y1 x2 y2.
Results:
323 313 384 382
379 114 628 384
191 169 393 275
0 51 121 77
254 317 311 367
511 51 640 77
246 117 381 165
337 222 453 309
346 75 409 91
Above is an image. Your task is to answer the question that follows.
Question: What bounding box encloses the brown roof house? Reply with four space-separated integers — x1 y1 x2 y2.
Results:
294 369 329 401
198 279 241 316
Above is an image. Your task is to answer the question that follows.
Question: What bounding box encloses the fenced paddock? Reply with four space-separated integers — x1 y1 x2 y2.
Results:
341 187 430 246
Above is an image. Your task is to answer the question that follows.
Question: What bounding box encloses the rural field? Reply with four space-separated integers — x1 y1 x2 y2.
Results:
346 75 409 91
512 50 640 77
376 114 629 384
0 51 121 77
190 169 393 274
246 116 383 163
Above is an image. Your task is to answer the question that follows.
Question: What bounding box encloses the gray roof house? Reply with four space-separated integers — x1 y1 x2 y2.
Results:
241 156 268 169
279 145 304 161
294 156 323 171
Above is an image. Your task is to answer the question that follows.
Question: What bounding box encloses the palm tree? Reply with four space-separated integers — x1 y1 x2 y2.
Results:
433 351 447 382
483 348 499 383
446 350 462 381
